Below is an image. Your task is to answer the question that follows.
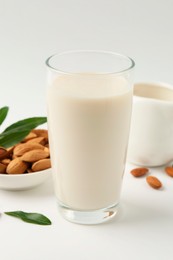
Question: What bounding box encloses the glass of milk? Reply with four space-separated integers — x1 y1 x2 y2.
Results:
46 51 135 224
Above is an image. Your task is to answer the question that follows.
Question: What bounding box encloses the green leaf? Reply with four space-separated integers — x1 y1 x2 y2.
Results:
3 117 47 133
0 106 9 126
5 211 52 225
0 117 47 148
0 129 31 148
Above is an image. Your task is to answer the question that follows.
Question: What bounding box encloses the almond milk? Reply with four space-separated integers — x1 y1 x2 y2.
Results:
47 74 132 210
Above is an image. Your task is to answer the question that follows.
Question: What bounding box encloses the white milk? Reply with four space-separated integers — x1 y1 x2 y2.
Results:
47 74 132 210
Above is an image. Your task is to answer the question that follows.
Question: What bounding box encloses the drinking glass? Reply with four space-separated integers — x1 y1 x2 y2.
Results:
46 50 135 224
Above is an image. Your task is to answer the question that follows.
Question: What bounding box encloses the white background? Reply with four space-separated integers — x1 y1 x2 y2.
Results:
0 1 173 260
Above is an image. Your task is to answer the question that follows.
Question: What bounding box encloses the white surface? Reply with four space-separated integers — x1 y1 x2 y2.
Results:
0 164 173 260
0 0 173 259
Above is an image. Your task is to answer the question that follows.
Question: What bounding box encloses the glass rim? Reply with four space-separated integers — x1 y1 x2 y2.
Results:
45 50 135 75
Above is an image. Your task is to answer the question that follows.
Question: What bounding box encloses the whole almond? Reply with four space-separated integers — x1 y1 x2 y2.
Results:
146 176 162 189
21 149 49 162
32 158 51 172
0 147 8 160
1 158 11 165
1 146 15 159
6 158 28 174
130 167 149 177
0 162 7 173
165 167 173 177
26 136 46 145
13 143 44 156
22 132 37 142
32 129 48 139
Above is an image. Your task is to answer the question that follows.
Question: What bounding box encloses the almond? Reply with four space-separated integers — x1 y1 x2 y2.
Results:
1 146 15 159
146 176 162 189
26 136 46 145
165 167 173 177
130 167 149 177
32 129 48 140
22 132 37 142
6 158 28 174
1 158 11 165
0 147 8 160
12 154 19 159
0 162 7 173
21 149 49 162
32 158 51 172
13 143 44 156
44 147 50 155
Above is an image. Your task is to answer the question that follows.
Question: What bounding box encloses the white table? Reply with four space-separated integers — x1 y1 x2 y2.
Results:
0 163 172 260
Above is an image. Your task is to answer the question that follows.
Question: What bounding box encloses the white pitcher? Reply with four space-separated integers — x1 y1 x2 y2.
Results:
128 82 173 167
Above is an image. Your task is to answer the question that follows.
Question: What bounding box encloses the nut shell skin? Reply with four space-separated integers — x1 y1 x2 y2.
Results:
13 143 44 156
6 158 28 174
32 159 51 172
130 167 149 177
21 149 49 162
146 176 162 189
165 167 173 177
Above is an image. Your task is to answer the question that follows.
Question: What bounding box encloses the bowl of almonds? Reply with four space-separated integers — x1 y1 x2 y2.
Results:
0 129 51 190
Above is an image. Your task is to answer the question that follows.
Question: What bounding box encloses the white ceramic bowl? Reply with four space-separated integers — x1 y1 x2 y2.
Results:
0 168 52 191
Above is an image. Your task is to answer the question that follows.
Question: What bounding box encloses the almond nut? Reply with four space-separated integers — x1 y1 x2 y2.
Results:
0 147 8 160
13 143 44 156
21 149 49 162
12 154 19 159
165 167 173 177
130 167 149 177
44 147 50 155
0 162 7 173
32 129 48 139
22 132 37 142
32 158 51 172
6 158 28 174
1 158 11 165
146 176 162 189
26 136 46 145
0 146 15 159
